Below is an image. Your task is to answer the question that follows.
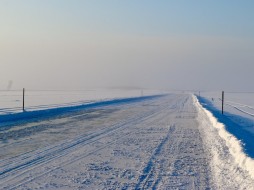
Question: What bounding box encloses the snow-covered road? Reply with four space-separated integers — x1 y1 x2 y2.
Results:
1 94 254 189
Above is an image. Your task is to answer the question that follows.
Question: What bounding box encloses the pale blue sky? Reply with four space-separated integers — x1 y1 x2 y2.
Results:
1 0 254 91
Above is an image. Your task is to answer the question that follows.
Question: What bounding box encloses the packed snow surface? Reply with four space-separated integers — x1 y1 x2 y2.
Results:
0 94 254 189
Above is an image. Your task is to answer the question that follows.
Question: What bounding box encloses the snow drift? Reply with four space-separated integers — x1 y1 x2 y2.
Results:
193 95 254 180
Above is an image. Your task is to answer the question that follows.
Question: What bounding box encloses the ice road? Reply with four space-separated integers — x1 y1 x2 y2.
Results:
0 94 254 189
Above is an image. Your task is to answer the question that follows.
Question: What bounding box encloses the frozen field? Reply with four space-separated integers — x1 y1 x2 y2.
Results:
0 89 160 115
0 94 254 189
199 91 254 121
198 92 254 159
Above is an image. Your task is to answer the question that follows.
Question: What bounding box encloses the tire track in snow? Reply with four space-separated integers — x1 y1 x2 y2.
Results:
1 94 215 189
0 97 173 189
135 95 213 190
0 99 160 165
135 125 175 189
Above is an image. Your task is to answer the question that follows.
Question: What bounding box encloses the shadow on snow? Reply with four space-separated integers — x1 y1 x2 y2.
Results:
0 95 164 125
197 96 254 159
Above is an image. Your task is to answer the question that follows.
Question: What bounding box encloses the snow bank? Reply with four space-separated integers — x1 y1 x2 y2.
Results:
193 95 254 180
199 91 254 121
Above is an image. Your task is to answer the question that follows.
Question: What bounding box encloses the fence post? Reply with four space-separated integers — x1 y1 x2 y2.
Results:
23 88 25 112
222 91 224 115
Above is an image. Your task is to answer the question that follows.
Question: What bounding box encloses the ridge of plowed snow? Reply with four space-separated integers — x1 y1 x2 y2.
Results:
194 95 254 189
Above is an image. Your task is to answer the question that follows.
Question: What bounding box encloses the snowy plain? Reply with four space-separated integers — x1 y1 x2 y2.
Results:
199 91 254 121
0 93 254 189
0 89 161 115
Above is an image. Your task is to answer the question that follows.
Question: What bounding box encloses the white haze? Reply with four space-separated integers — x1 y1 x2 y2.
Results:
1 1 254 92
1 34 254 91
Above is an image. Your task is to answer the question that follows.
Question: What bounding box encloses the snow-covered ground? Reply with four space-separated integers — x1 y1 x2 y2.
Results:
195 95 254 189
199 91 254 121
198 92 254 160
0 89 161 115
1 94 254 189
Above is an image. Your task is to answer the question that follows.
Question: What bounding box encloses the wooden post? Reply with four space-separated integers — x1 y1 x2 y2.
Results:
23 88 25 112
222 91 224 115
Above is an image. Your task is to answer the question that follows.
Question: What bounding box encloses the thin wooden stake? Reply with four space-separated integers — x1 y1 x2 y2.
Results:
23 88 25 112
222 91 224 115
